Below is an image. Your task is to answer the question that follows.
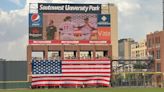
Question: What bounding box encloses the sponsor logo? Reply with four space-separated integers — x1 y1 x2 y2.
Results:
101 16 107 21
31 14 40 23
29 13 42 27
31 28 39 34
97 14 110 27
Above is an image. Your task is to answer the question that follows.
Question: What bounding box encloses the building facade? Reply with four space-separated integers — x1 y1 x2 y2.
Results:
118 38 135 59
102 4 118 59
131 39 147 59
147 31 164 87
147 31 164 72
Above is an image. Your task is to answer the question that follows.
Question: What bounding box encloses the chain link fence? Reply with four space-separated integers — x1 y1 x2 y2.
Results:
111 60 163 88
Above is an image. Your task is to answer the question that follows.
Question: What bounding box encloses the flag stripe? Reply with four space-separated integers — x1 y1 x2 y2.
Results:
32 76 111 78
32 79 109 83
62 61 111 64
32 77 110 81
32 73 111 77
62 65 111 68
31 83 110 87
62 69 111 72
32 80 110 86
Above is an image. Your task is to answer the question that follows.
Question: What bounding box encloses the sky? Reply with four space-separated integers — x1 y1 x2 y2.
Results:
0 0 162 60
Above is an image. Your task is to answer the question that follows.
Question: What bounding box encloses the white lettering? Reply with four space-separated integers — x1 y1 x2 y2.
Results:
65 5 89 12
33 41 51 44
39 4 64 11
89 5 100 11
98 31 110 36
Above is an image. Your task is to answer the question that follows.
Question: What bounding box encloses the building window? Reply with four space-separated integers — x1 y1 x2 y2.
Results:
155 37 158 44
148 39 151 47
80 51 93 59
155 37 160 44
152 38 154 45
48 51 60 59
158 37 160 43
64 51 77 59
157 63 161 72
156 49 160 59
32 52 44 60
155 37 160 48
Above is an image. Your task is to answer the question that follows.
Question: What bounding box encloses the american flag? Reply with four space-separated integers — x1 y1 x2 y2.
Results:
31 59 111 87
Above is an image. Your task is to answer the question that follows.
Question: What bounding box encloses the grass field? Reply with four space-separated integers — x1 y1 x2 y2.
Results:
0 88 164 92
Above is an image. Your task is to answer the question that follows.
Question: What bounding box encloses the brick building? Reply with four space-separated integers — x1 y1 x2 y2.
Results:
147 31 164 86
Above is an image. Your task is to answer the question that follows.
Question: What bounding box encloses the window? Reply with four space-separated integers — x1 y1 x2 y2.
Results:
64 51 77 59
156 49 160 59
155 37 158 44
32 52 44 60
148 39 151 47
95 51 108 59
48 51 60 59
157 63 161 72
158 37 160 43
156 37 160 44
155 37 160 48
96 51 103 59
152 38 154 45
80 51 93 59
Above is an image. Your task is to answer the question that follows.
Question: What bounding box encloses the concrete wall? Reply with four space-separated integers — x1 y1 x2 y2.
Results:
102 4 118 59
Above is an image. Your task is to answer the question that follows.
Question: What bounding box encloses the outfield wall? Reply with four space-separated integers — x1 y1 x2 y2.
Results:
0 61 28 89
0 61 27 81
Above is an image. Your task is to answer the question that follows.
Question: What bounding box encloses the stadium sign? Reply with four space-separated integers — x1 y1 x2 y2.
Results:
38 3 101 13
29 3 111 44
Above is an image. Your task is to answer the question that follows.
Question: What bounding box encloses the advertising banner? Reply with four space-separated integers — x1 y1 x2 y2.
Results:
98 27 111 40
29 3 111 44
29 13 43 40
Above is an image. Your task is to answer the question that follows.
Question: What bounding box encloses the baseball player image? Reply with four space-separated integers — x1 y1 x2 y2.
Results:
58 16 77 40
46 20 57 40
78 17 97 40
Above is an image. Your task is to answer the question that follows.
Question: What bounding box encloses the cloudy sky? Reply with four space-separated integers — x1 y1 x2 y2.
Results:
0 0 162 60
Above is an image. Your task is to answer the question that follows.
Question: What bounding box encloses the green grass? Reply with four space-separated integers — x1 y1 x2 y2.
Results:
0 88 164 92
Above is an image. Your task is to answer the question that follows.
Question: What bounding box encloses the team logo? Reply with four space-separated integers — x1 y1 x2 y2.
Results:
31 14 40 23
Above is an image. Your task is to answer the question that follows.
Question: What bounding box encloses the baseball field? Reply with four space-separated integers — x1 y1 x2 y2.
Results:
0 88 164 92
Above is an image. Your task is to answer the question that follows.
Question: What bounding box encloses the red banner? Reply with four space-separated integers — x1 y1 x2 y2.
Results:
98 27 111 40
29 40 111 44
